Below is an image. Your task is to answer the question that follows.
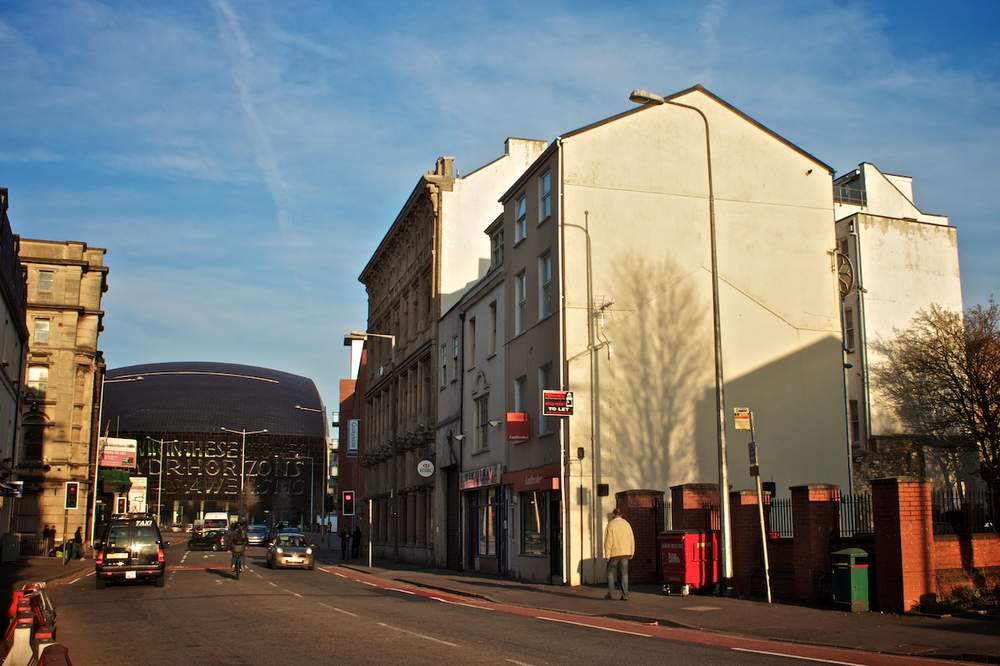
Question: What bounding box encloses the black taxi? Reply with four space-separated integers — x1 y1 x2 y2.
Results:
95 514 166 589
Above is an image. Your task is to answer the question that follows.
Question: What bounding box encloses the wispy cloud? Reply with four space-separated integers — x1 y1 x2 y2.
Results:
210 0 290 231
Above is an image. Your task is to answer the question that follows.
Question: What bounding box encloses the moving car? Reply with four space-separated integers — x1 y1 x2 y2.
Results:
265 533 315 570
95 515 166 589
188 530 227 551
246 524 269 546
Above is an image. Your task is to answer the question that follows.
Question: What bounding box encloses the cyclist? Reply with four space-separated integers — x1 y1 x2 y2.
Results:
230 521 248 577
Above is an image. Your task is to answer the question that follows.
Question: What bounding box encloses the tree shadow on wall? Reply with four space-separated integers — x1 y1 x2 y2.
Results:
600 253 710 492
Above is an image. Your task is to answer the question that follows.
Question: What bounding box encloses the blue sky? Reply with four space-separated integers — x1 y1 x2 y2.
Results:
1 0 998 412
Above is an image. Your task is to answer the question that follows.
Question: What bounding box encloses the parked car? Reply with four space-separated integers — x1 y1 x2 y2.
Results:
246 525 269 546
188 530 227 551
265 533 315 570
94 515 166 589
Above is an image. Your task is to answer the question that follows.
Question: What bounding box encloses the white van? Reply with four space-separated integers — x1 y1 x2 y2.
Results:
202 512 230 534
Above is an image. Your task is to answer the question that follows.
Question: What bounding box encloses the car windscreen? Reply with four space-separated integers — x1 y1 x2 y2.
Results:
248 526 267 534
277 535 306 547
203 519 228 530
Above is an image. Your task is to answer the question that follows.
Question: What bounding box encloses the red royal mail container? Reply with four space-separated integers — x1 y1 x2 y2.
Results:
658 530 719 596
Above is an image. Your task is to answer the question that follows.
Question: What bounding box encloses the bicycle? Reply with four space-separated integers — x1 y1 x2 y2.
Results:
231 551 244 579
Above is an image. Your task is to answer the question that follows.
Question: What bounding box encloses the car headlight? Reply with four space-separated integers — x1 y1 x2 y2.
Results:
306 548 312 555
276 547 283 554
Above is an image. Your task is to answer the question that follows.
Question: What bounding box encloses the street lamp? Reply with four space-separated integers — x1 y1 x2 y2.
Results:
146 437 178 525
294 404 327 531
628 88 734 587
220 426 268 518
294 454 316 532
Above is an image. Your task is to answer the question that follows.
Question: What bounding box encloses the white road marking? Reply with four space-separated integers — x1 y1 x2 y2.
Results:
334 572 347 578
505 660 537 666
283 589 304 598
731 648 866 666
536 616 652 638
376 622 459 648
387 587 415 595
361 581 378 587
67 578 81 585
268 582 278 588
318 602 357 617
317 567 330 573
430 596 494 611
85 571 95 577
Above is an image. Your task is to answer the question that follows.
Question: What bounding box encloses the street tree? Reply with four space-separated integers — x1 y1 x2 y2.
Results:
872 300 1000 525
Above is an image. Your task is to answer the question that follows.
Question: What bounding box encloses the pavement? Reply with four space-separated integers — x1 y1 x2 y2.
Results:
0 554 92 596
303 535 1000 663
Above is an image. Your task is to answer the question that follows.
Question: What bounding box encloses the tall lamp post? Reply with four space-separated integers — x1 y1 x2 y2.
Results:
146 437 178 525
294 404 325 530
220 426 268 519
293 454 316 531
627 89 734 587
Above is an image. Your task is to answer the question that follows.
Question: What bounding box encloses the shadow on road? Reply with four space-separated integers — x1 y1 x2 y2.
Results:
205 567 238 580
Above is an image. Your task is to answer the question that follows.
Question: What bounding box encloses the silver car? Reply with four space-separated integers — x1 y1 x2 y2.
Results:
265 533 315 570
246 525 269 546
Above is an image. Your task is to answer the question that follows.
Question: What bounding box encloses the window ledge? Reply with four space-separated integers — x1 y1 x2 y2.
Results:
513 237 526 248
537 214 551 226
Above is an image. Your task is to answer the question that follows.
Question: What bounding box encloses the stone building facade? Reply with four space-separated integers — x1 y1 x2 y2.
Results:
16 239 108 545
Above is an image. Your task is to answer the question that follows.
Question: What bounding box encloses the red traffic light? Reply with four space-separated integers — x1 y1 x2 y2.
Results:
342 490 356 516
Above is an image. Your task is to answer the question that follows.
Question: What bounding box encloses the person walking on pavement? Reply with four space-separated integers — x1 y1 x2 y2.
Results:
352 525 362 559
603 507 635 601
339 527 350 562
72 527 83 560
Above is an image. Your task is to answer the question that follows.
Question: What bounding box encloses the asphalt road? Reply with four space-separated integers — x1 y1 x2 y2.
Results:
44 542 927 665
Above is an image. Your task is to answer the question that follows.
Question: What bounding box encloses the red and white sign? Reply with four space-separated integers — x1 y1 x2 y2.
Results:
506 412 530 442
100 437 137 468
502 464 561 492
542 390 574 417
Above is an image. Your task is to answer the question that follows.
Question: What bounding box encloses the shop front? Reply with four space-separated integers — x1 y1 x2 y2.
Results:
502 464 561 584
461 463 503 575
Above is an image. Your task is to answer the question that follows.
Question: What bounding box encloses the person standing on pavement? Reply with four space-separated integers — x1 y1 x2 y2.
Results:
339 527 350 562
352 525 362 559
72 527 83 560
42 525 53 557
603 507 635 601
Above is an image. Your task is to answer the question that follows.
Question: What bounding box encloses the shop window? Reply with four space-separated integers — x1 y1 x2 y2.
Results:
520 491 546 555
478 487 497 556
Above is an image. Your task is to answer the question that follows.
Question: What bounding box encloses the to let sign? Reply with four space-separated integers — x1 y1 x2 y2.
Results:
542 390 574 417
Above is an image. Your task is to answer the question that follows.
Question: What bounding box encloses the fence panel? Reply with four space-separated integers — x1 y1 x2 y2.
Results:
770 497 793 538
839 493 873 537
933 488 995 535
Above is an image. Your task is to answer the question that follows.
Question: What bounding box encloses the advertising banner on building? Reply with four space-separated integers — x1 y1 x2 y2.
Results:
461 464 501 490
128 476 148 513
542 390 574 417
347 420 359 457
100 437 138 468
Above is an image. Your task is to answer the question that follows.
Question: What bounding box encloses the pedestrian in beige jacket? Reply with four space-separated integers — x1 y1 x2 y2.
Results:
603 507 635 601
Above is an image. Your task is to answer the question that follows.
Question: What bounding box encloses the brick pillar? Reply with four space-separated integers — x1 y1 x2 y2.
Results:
871 477 936 612
729 489 771 597
669 484 719 531
615 490 665 583
790 484 840 602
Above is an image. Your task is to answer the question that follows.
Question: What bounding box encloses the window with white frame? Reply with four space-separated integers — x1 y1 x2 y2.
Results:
474 394 489 453
538 252 552 318
515 195 527 242
33 318 50 344
452 335 459 381
514 271 526 335
538 170 551 222
514 376 527 412
27 365 48 396
488 301 497 356
490 230 504 269
538 363 554 434
467 317 477 368
843 307 855 351
849 400 861 447
37 270 54 294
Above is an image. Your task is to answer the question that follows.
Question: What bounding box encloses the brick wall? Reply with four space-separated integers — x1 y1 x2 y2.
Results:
768 538 795 599
933 533 1000 598
615 490 664 583
669 484 719 531
791 484 840 602
872 477 937 612
729 490 771 597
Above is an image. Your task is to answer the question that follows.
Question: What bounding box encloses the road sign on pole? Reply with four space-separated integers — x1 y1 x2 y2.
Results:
733 407 751 431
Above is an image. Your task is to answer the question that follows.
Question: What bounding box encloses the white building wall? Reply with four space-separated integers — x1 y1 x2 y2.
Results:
439 139 547 313
557 89 850 584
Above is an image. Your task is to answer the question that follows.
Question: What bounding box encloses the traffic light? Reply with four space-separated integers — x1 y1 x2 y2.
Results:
65 482 79 510
342 490 355 516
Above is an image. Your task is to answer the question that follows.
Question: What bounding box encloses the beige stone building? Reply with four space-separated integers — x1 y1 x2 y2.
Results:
496 85 851 584
17 239 108 545
359 138 545 566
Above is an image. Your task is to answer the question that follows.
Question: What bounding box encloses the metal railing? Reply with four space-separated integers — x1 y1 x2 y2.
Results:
839 493 874 537
833 185 867 206
933 488 996 535
770 497 794 537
